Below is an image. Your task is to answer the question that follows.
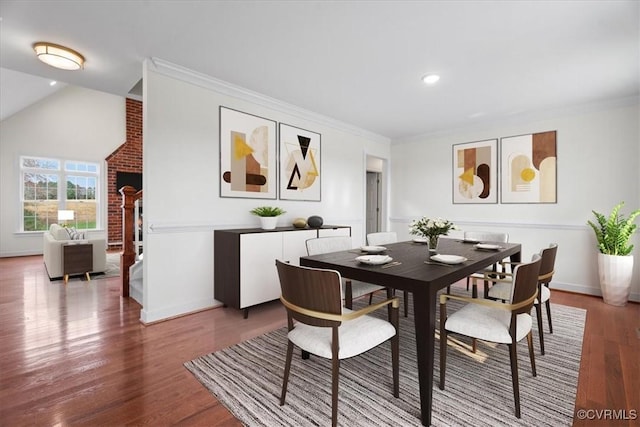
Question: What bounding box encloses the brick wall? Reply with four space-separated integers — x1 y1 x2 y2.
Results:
106 98 142 247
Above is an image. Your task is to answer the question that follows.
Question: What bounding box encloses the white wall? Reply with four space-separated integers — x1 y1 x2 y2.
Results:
141 59 391 323
0 86 125 257
390 100 640 301
3 66 637 319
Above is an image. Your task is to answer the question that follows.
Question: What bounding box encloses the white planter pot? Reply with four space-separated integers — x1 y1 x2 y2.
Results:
259 216 278 230
597 253 633 306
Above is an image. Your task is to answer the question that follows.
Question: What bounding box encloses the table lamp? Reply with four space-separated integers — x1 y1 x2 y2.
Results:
57 210 74 227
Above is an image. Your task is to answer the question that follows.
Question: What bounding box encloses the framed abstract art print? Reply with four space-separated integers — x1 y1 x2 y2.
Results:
219 106 277 199
500 131 557 203
279 123 321 201
452 139 498 204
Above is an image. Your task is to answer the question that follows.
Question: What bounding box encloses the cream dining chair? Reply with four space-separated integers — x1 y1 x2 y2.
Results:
275 260 400 427
366 231 410 317
463 230 509 297
440 255 542 419
306 236 385 309
485 243 558 355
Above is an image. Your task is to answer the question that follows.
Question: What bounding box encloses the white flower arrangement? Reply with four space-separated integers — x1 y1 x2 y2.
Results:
409 216 457 247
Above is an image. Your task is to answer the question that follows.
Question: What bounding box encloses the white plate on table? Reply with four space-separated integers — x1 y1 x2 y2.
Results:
430 254 467 265
413 237 428 244
356 255 393 265
474 243 502 250
360 245 387 254
461 238 480 244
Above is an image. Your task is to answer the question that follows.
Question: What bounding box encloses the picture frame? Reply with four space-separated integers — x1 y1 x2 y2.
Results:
219 106 277 199
500 131 557 204
452 139 498 204
279 123 321 201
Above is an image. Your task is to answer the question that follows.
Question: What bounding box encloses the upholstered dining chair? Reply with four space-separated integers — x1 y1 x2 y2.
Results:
275 260 400 427
463 231 510 296
306 236 385 309
485 243 558 355
439 255 542 419
366 231 410 317
366 231 398 246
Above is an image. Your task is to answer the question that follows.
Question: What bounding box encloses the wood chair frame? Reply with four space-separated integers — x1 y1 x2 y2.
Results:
276 260 400 427
439 257 541 418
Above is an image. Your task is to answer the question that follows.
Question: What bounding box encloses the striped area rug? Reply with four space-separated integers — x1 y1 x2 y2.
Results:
185 295 585 426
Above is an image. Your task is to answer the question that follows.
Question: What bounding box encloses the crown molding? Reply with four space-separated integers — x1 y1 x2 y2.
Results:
393 94 640 145
146 58 390 145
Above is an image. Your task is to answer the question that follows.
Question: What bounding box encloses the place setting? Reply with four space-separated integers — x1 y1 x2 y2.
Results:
349 245 390 255
354 254 401 269
473 243 504 251
359 245 388 254
424 253 468 267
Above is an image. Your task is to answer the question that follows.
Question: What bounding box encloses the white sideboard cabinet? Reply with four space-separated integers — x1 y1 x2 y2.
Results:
214 225 350 318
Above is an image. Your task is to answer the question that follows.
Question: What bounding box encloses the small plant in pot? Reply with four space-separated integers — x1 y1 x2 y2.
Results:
587 202 639 306
250 206 286 230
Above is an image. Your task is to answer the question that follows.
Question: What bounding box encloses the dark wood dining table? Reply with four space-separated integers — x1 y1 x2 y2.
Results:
300 237 521 426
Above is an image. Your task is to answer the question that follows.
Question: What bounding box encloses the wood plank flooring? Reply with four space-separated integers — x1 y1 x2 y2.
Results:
1 255 638 426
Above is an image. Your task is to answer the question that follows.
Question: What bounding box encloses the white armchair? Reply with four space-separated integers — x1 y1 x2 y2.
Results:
43 224 107 279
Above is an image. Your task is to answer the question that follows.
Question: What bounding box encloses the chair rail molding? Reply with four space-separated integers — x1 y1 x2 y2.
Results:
390 217 590 232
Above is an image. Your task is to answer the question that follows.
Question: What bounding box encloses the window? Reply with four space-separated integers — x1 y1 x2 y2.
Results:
21 156 100 231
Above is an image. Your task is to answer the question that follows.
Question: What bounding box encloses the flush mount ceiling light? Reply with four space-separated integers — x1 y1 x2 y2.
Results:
33 42 84 70
422 74 440 85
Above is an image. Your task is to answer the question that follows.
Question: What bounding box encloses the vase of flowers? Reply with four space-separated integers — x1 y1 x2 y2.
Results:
409 216 457 253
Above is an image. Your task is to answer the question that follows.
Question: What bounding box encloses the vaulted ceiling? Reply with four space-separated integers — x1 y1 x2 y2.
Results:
1 1 638 139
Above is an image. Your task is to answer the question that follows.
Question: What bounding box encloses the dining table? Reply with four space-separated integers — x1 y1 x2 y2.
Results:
300 237 522 426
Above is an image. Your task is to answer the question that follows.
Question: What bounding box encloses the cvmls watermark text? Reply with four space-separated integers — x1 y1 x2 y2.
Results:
576 409 637 421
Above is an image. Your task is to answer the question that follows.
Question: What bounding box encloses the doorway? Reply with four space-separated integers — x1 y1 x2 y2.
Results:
365 155 386 236
366 171 381 235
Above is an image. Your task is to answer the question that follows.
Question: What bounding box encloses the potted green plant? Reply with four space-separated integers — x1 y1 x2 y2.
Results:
250 206 286 230
587 202 640 306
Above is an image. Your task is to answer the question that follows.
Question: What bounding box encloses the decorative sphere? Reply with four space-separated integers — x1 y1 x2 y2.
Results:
307 215 323 228
292 218 307 229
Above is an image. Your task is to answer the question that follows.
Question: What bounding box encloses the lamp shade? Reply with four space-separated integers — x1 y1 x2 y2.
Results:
57 210 75 221
33 42 84 70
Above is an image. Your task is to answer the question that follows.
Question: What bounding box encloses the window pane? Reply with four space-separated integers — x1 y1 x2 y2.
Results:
65 161 97 173
67 201 96 230
23 201 57 231
66 175 95 200
24 173 58 200
21 157 100 232
22 157 60 170
87 177 96 199
66 176 77 199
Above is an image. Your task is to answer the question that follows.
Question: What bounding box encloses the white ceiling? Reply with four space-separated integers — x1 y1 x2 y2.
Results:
1 1 638 139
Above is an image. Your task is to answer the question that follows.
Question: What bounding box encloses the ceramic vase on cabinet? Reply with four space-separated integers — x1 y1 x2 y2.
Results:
259 216 278 230
597 253 633 306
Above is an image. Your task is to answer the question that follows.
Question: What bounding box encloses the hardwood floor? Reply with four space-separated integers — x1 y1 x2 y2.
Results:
1 255 638 426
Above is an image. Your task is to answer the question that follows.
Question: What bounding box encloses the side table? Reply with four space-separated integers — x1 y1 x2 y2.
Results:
63 243 93 284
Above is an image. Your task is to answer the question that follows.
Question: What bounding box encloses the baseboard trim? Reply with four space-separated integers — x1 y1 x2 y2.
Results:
552 281 639 303
140 299 223 324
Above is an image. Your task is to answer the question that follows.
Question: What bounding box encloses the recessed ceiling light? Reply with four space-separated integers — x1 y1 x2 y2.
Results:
49 80 57 86
33 42 85 70
422 74 440 85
